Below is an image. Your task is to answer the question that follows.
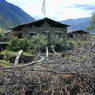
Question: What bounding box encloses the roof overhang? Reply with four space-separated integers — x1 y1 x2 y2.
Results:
11 17 70 31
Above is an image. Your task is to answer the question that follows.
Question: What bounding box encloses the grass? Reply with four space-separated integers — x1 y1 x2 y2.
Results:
0 50 32 56
0 60 11 67
0 50 33 67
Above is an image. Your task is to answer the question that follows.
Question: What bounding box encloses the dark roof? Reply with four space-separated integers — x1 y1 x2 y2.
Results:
11 17 69 31
68 30 89 34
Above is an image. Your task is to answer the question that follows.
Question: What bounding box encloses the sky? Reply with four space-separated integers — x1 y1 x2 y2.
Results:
7 0 95 20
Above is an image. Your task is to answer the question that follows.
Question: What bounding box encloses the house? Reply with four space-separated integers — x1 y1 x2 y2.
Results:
10 17 69 39
67 30 89 40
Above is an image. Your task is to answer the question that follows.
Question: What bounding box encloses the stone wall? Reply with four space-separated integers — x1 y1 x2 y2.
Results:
12 23 67 39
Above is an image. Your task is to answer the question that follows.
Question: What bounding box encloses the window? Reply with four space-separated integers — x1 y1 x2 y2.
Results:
56 33 61 39
18 33 22 38
30 32 37 38
43 31 49 38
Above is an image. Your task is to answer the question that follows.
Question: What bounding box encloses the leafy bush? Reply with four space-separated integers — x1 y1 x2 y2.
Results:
8 37 31 52
0 28 5 37
7 34 85 53
7 34 47 52
18 39 31 51
31 34 47 52
87 14 95 30
0 33 4 37
63 40 78 50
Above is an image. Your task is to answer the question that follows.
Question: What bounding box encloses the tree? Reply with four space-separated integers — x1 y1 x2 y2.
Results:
0 28 5 37
87 14 95 30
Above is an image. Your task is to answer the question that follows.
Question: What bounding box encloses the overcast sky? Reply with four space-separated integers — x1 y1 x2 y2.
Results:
7 0 95 20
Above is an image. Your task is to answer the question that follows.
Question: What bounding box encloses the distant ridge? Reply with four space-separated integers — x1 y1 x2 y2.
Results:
0 0 34 30
61 17 95 33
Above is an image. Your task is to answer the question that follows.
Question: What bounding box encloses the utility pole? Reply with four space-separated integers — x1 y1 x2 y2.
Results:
42 0 46 17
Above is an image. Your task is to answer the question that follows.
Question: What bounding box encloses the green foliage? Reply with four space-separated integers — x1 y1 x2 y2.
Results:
48 33 58 46
62 40 76 50
87 14 95 30
56 39 78 51
0 50 32 56
48 36 77 51
8 37 20 51
18 39 31 51
0 1 34 30
0 28 5 37
7 34 47 52
0 60 10 67
31 34 48 52
8 37 31 52
7 34 86 53
0 33 4 37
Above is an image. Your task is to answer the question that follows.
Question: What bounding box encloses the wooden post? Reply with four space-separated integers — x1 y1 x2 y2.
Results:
14 50 23 67
46 47 49 57
51 45 57 55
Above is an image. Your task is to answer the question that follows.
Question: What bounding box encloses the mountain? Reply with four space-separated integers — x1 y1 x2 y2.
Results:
0 0 34 30
61 17 94 33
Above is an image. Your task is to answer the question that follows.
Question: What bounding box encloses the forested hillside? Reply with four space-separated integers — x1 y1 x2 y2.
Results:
61 17 94 33
0 0 34 30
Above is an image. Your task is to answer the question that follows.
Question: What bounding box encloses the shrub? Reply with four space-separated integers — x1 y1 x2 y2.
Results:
31 34 47 52
8 37 31 52
18 39 31 51
8 34 47 52
54 39 80 51
7 34 84 53
8 37 20 51
0 28 5 37
63 40 78 50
